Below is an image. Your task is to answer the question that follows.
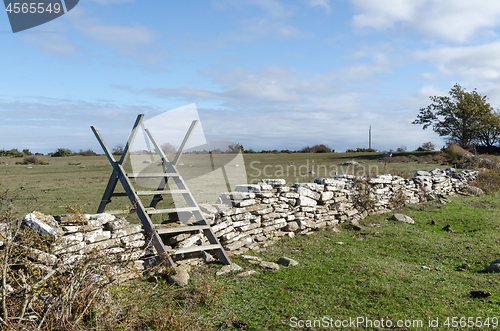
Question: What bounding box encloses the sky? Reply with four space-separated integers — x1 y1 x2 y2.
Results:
2 0 500 154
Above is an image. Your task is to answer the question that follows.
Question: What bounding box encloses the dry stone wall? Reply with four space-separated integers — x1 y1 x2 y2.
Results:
17 212 148 280
178 168 479 256
16 168 479 272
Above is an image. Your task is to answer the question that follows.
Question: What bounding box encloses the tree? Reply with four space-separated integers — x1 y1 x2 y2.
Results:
413 84 494 149
417 141 435 151
476 110 500 148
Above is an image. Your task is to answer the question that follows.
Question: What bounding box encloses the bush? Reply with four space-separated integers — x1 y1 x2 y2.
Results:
0 149 23 157
22 156 48 165
346 148 376 153
112 144 124 155
161 142 178 154
51 148 74 157
441 143 470 160
77 149 97 156
22 149 32 155
396 145 407 152
302 144 333 153
474 169 500 193
420 141 435 151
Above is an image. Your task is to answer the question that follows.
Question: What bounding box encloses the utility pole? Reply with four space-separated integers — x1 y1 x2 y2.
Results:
369 126 372 150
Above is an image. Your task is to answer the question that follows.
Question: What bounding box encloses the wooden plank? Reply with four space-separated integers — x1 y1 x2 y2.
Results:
127 173 179 178
111 192 128 197
156 225 210 235
172 244 222 255
136 190 188 195
173 120 198 166
146 207 198 215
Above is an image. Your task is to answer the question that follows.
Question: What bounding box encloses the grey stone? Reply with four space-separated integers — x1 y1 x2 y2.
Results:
216 263 243 276
487 259 500 273
283 221 299 232
467 185 484 195
241 255 262 261
260 261 280 270
167 269 190 286
202 251 215 263
23 212 61 238
414 170 431 177
277 257 298 267
392 214 415 224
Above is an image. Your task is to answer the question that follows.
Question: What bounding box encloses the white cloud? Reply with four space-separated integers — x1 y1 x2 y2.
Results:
68 8 160 56
214 0 292 18
308 0 331 15
240 17 308 38
22 33 81 56
416 41 500 82
350 0 500 43
88 0 134 4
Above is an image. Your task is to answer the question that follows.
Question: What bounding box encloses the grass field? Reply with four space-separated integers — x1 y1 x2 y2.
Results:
0 151 447 218
1 151 499 330
105 192 500 331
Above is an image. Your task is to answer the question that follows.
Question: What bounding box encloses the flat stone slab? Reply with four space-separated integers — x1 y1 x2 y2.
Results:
487 259 500 273
277 257 298 267
260 261 280 270
241 255 262 262
167 269 190 286
216 263 243 276
392 214 415 224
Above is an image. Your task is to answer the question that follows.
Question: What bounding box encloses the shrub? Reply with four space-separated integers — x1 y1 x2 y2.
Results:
396 145 407 152
346 148 376 153
51 148 74 157
161 142 178 154
22 149 32 155
421 141 435 151
112 144 124 155
302 144 333 153
77 149 97 156
0 149 23 157
23 156 40 164
474 168 500 193
441 143 470 160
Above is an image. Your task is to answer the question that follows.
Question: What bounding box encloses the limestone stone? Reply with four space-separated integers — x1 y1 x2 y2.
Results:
486 259 500 273
23 212 61 238
216 263 243 276
277 257 299 266
167 269 190 286
392 214 415 224
260 261 280 270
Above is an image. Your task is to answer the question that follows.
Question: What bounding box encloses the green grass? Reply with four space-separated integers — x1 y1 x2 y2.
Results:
187 193 500 330
0 151 448 218
2 152 499 330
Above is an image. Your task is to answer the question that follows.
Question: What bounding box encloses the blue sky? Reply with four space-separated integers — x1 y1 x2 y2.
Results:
2 0 500 153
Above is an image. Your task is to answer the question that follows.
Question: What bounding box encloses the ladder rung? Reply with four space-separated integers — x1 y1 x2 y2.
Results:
156 225 210 235
146 207 199 215
127 173 179 178
105 209 131 215
173 244 222 255
136 190 188 195
111 192 128 197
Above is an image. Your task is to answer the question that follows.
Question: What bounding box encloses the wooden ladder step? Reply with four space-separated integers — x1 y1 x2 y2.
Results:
156 224 210 235
127 172 180 178
136 189 189 195
145 206 199 215
111 192 128 197
173 244 222 255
